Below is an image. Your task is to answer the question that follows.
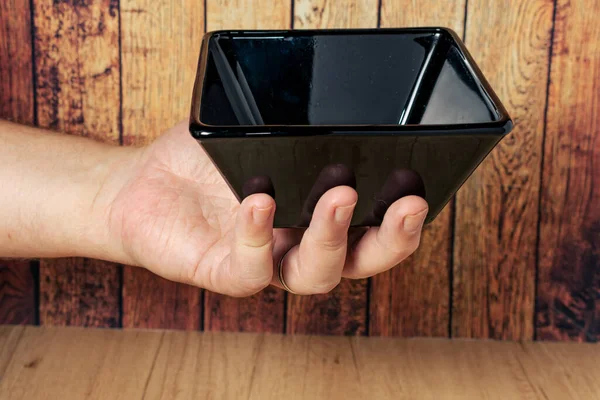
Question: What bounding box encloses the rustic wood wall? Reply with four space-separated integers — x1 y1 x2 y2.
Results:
0 0 598 341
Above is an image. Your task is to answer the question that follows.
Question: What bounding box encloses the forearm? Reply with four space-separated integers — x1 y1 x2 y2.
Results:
0 120 139 262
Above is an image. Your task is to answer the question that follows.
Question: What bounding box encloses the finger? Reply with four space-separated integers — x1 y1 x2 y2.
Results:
280 186 357 294
343 195 428 279
372 168 426 222
362 168 426 226
300 164 356 225
220 193 275 296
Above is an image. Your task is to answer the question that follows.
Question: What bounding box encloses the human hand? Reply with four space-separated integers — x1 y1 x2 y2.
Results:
105 121 429 296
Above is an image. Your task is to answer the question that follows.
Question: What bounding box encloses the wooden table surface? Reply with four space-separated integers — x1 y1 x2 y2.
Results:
0 326 598 399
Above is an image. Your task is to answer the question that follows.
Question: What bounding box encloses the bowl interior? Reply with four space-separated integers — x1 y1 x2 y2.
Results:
199 30 502 128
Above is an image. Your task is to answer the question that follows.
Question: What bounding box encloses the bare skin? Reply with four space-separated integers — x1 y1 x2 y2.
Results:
0 119 428 296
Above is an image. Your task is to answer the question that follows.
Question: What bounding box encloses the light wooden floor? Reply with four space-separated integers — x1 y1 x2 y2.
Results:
0 326 598 399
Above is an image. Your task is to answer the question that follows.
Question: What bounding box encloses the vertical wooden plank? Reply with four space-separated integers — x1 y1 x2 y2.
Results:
537 0 600 342
369 1 466 337
285 0 377 336
120 0 205 329
0 263 36 325
379 0 467 32
452 0 554 339
34 0 121 327
207 0 291 30
0 0 34 123
0 0 36 325
294 0 377 28
202 0 291 333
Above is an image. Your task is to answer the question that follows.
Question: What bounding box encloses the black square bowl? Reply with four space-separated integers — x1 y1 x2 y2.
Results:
189 28 512 227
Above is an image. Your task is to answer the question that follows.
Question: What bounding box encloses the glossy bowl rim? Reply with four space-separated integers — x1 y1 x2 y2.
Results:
189 27 512 139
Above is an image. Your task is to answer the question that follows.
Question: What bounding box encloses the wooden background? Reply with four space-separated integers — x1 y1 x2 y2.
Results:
0 0 598 342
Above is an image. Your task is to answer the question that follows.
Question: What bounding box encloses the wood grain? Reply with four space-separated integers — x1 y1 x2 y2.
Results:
287 279 369 335
39 258 119 327
294 0 377 28
3 0 597 340
285 0 376 337
122 269 201 330
452 0 554 339
0 326 25 379
0 0 34 124
517 342 600 398
145 330 264 398
0 263 36 325
0 0 36 326
33 0 121 327
207 0 291 30
202 0 291 333
369 0 466 337
536 0 600 342
120 0 205 329
354 337 600 399
204 288 285 333
379 0 467 30
1 326 600 399
0 326 163 399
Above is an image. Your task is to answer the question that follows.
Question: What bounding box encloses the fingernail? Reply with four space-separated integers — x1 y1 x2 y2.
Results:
403 209 428 232
334 203 356 224
252 206 273 224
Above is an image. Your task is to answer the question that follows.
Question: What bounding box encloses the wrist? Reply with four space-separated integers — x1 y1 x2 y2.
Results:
0 121 145 262
75 144 144 265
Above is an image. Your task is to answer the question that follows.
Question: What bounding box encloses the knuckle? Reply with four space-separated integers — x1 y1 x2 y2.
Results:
240 237 273 251
321 238 347 251
309 231 347 252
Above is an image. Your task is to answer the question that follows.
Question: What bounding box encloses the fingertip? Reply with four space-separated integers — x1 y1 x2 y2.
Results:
319 185 358 209
242 192 276 209
386 195 429 222
344 199 428 280
310 186 358 227
378 196 428 239
240 193 276 222
236 194 276 236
